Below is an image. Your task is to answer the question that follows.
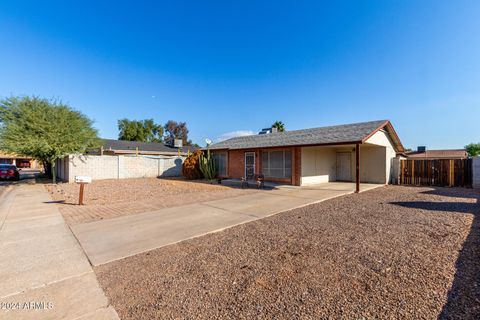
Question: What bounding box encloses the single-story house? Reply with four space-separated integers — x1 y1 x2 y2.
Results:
404 147 468 160
209 120 405 192
90 139 196 156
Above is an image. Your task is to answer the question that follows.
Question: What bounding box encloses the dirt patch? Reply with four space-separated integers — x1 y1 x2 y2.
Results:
46 178 257 225
95 186 480 319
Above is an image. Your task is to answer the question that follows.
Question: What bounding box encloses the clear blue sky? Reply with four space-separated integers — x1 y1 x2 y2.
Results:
0 1 479 149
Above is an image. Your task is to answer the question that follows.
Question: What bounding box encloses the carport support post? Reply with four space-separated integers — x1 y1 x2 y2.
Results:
355 143 360 193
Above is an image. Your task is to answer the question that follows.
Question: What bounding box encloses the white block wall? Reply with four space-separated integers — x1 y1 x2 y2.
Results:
391 157 402 185
121 156 160 179
160 157 185 177
56 155 184 182
64 155 119 181
473 157 480 189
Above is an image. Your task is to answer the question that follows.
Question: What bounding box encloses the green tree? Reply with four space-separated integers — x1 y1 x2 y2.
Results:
118 118 163 142
0 96 99 183
465 143 480 157
164 120 193 146
272 120 286 132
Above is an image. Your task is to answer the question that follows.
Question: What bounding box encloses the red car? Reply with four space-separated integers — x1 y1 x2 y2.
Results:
0 164 20 181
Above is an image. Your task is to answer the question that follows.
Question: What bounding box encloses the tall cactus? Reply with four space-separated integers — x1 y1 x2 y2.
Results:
199 148 216 180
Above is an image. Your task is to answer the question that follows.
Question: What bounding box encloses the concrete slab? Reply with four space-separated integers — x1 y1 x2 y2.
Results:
0 273 113 320
0 222 73 244
0 185 118 319
4 206 59 219
0 248 92 298
274 188 347 200
73 182 384 266
1 214 66 233
204 192 318 218
76 306 119 320
73 203 258 266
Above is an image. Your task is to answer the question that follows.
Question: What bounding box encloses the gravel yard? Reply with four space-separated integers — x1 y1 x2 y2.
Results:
95 186 480 319
46 178 256 225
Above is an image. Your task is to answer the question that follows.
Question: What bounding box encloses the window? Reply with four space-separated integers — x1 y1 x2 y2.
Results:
213 153 227 177
262 150 292 178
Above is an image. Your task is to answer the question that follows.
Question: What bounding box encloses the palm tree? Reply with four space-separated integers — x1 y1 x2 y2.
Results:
272 121 286 132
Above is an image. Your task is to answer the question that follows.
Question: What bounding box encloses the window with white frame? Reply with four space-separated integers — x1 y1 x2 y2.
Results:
213 153 227 177
262 150 292 178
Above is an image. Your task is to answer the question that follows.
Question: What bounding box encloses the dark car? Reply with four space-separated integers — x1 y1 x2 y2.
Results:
0 164 20 181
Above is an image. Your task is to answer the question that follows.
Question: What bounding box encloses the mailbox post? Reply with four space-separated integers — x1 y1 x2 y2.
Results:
75 176 92 205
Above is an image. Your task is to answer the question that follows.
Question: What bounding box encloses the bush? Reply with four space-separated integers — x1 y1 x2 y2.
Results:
182 150 203 180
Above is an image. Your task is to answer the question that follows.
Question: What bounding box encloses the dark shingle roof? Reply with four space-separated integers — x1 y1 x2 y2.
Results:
210 120 389 150
100 139 195 154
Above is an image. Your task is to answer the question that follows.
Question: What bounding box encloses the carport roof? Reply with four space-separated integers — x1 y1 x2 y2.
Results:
210 120 404 152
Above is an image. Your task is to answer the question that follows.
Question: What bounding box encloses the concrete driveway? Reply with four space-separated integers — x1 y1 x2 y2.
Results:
72 182 382 266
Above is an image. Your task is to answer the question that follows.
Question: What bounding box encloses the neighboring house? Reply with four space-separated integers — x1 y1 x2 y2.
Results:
209 120 404 192
90 139 196 156
56 138 194 182
404 147 468 160
0 151 42 168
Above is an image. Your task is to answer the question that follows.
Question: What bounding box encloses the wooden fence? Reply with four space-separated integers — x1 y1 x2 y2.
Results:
400 159 472 187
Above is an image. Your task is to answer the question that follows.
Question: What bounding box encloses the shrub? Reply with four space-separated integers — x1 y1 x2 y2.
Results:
182 150 203 180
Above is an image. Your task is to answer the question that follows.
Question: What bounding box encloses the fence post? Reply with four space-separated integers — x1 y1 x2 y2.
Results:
400 159 404 184
411 160 415 185
449 159 454 187
473 157 480 189
117 155 124 179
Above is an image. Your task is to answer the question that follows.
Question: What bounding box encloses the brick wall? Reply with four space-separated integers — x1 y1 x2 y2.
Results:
160 157 185 177
293 147 301 186
63 155 119 181
121 156 160 179
227 150 246 178
224 147 299 185
473 157 480 189
56 155 184 182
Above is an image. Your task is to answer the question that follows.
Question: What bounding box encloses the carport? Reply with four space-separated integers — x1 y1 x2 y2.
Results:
300 140 396 191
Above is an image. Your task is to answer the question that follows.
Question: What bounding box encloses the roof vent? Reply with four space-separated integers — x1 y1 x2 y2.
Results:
174 139 183 148
417 146 427 152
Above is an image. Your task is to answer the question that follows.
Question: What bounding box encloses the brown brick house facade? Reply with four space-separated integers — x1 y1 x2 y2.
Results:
214 147 302 185
209 120 405 191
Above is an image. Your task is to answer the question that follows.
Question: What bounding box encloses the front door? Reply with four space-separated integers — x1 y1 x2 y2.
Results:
245 152 255 180
336 152 352 181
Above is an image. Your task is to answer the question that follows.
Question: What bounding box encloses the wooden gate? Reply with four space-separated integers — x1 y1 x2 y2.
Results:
400 159 472 187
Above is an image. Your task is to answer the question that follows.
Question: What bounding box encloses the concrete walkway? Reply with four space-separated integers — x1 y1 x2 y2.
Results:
0 185 118 320
73 182 381 266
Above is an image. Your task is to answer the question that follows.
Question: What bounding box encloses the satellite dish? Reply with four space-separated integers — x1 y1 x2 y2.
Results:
205 138 212 145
